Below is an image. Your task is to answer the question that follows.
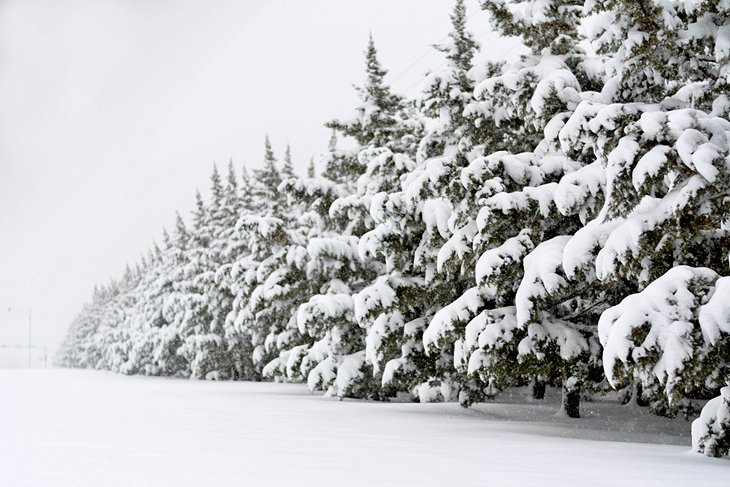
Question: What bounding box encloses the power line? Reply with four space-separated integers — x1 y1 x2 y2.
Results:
287 8 482 159
399 29 524 97
386 5 487 88
292 14 528 162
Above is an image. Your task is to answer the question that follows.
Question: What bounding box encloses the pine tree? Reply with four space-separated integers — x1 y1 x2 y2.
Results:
238 163 255 211
261 149 382 396
210 163 224 207
173 212 189 250
192 190 207 237
307 158 316 178
282 144 295 179
256 39 427 396
251 135 283 215
326 35 422 157
541 1 730 422
420 0 479 159
270 172 369 389
421 0 609 413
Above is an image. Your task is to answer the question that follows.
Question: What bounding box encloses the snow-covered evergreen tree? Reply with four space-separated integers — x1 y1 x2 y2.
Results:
693 385 730 457
357 0 486 403
282 143 295 179
421 0 607 415
251 135 284 216
560 0 730 418
327 34 422 157
419 0 479 159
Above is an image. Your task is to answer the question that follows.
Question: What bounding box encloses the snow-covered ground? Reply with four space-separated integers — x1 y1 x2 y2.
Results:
1 369 726 486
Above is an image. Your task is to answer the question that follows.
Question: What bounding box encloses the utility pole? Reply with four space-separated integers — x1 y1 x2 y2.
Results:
28 307 32 368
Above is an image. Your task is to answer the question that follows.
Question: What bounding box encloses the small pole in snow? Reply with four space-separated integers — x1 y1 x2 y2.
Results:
7 306 32 368
28 307 32 368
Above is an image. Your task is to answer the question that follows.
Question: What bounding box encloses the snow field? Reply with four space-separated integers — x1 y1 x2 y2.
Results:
1 369 726 487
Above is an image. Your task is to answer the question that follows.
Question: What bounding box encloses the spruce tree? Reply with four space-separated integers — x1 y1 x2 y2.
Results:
307 158 316 178
420 0 478 159
422 0 628 414
282 143 295 179
327 35 422 157
251 135 283 215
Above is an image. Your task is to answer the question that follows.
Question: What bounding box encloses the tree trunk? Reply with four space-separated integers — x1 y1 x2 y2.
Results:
626 383 640 407
531 377 546 400
562 383 580 418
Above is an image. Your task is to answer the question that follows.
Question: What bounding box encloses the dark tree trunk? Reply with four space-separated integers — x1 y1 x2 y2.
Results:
531 377 546 400
562 384 580 418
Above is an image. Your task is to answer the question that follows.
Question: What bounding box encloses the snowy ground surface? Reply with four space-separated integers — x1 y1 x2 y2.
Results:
1 369 726 486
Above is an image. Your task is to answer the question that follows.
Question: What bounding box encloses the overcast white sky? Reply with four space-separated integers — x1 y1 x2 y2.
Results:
0 0 520 365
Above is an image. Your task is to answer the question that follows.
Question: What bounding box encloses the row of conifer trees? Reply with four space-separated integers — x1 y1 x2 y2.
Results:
57 0 730 457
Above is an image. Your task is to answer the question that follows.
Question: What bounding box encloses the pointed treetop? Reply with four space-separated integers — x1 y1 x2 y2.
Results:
174 211 188 245
254 135 283 201
152 240 162 258
162 227 172 248
328 129 338 152
282 143 295 179
239 161 254 209
365 32 388 88
226 158 238 194
210 163 224 204
419 0 478 157
263 135 277 171
439 0 477 72
307 157 316 178
363 34 393 109
193 189 207 230
241 162 250 186
326 35 412 151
